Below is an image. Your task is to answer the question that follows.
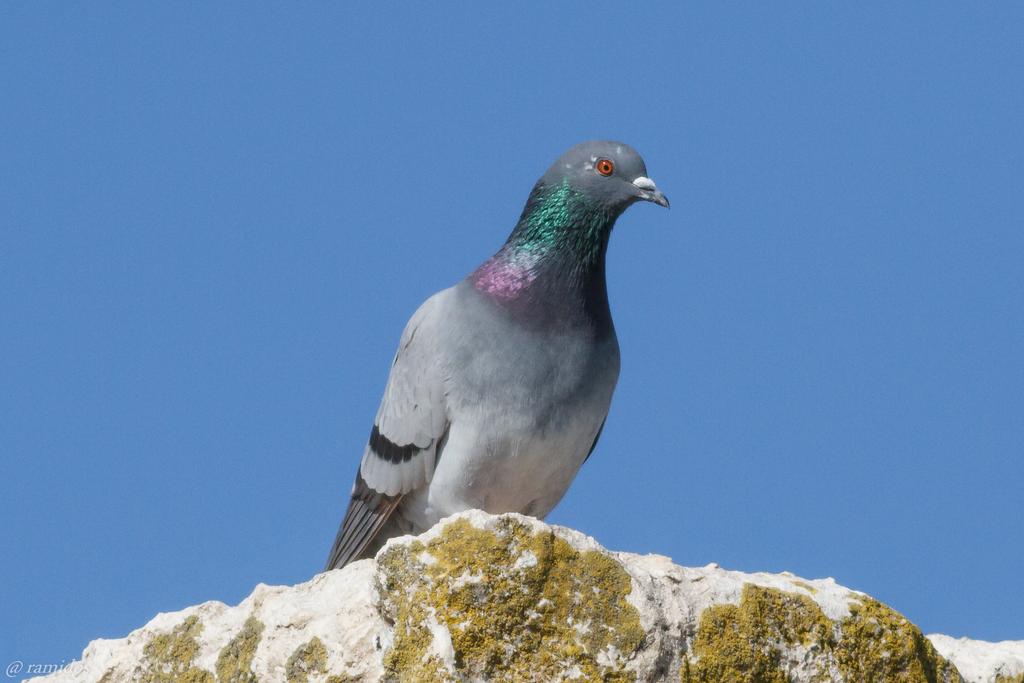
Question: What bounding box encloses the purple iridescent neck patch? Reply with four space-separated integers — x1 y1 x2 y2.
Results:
471 251 539 300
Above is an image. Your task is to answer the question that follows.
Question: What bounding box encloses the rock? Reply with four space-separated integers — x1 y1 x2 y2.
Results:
30 511 1017 682
928 635 1024 683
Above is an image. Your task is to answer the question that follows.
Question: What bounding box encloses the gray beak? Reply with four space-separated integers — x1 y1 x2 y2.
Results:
632 176 670 208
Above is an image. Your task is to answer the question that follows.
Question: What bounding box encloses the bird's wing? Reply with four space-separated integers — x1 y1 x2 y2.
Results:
582 416 607 465
324 292 450 571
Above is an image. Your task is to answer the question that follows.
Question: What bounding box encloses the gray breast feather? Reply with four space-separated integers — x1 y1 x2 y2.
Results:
442 284 621 434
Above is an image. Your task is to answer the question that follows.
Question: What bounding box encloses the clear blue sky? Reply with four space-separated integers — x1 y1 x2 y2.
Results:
3 3 1022 669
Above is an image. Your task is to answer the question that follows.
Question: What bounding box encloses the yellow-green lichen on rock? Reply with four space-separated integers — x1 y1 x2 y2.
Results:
285 637 328 683
792 580 819 594
683 584 963 683
834 597 962 682
137 615 214 683
683 583 833 683
377 516 644 682
323 675 362 683
995 673 1024 683
215 616 263 683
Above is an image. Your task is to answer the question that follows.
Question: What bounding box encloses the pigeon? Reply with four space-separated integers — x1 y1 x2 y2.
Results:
325 141 668 570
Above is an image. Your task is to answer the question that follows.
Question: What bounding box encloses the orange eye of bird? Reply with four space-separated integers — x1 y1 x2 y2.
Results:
595 159 614 176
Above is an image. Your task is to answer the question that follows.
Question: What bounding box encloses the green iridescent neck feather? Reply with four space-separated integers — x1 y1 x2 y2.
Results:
505 178 616 268
471 178 617 329
470 178 618 333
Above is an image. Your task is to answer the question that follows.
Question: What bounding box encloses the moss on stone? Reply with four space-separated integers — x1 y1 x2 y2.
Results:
834 597 962 682
683 583 833 683
792 580 818 594
684 585 963 683
138 615 214 683
215 616 264 683
286 637 328 683
378 516 644 682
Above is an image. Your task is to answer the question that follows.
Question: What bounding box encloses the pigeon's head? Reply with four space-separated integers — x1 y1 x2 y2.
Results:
540 140 669 213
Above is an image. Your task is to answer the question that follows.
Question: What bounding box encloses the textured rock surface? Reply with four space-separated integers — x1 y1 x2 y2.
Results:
31 511 1018 682
928 635 1024 683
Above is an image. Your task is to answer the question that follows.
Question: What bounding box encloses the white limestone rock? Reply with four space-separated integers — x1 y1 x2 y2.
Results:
928 634 1024 683
28 510 1015 682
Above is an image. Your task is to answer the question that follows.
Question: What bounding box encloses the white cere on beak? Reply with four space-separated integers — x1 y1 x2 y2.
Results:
632 176 658 191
